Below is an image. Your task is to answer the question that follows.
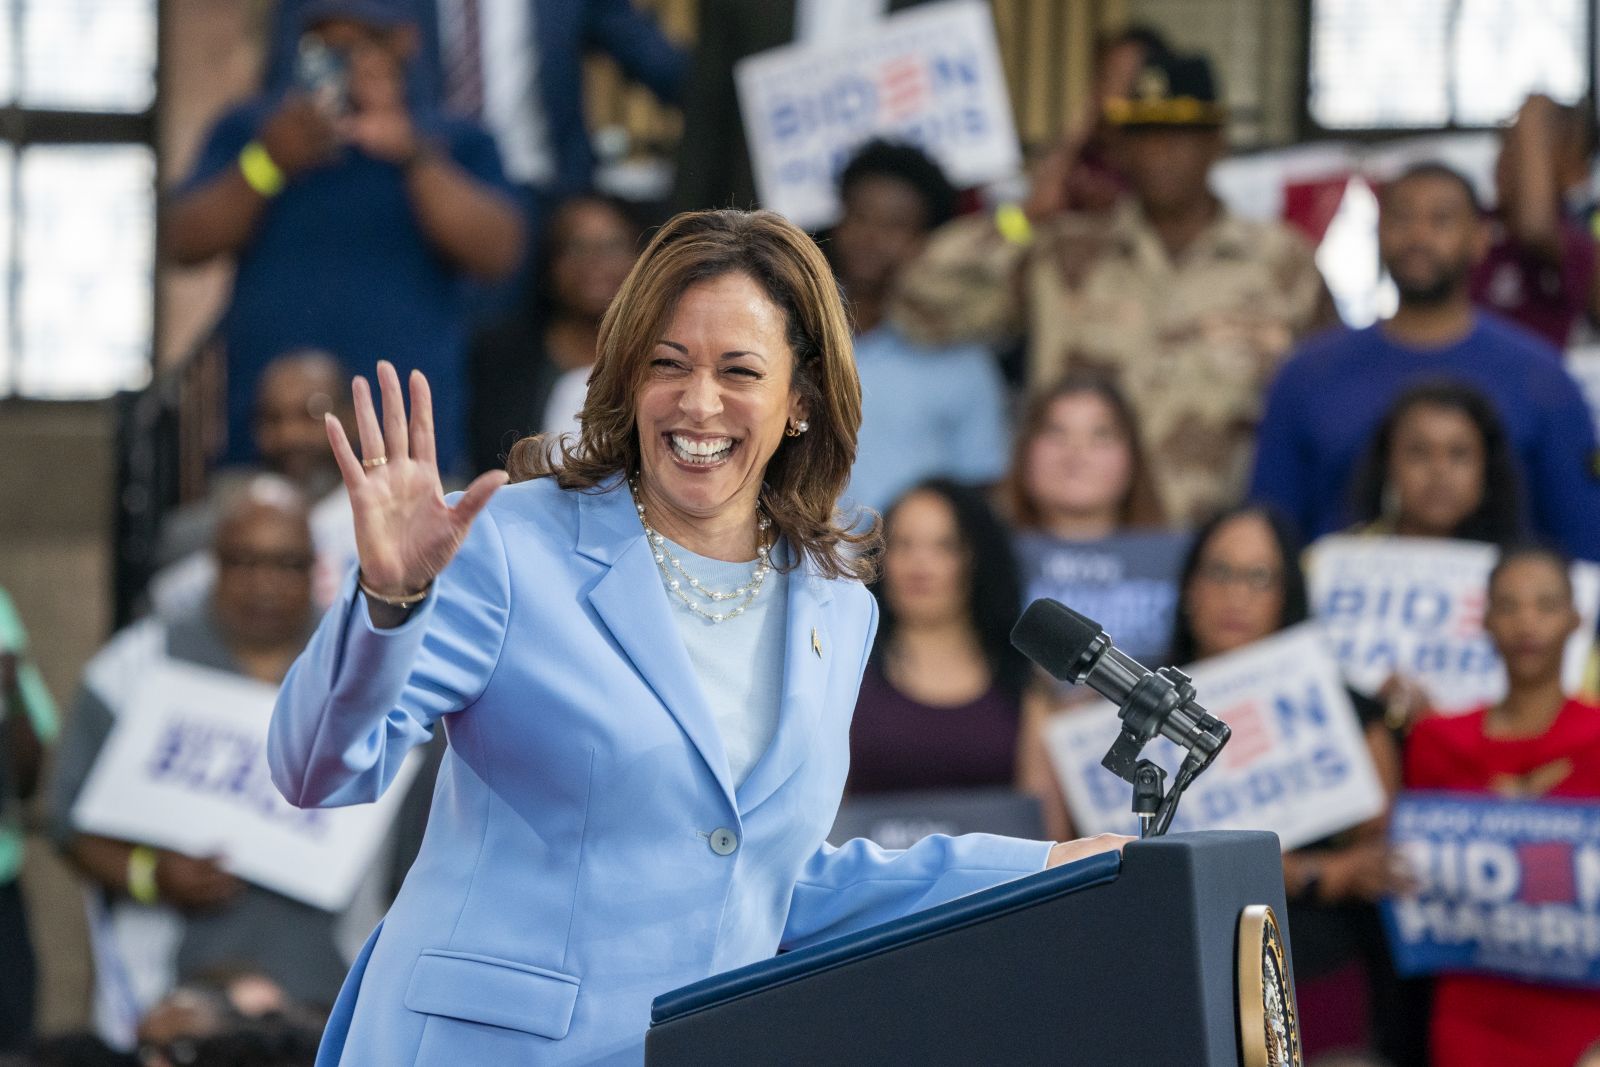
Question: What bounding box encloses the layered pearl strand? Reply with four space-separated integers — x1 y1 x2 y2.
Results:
630 477 773 623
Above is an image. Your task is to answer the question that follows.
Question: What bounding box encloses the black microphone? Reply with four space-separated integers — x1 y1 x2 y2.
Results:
1010 598 1230 784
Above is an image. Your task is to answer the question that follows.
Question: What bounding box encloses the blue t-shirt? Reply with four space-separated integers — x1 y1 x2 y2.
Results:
1249 315 1600 561
182 98 514 475
843 323 1009 516
1011 529 1190 666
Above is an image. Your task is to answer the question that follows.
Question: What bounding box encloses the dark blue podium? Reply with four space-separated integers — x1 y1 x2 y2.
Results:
646 831 1297 1067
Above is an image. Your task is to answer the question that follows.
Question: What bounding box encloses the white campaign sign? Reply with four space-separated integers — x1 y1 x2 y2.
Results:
1044 624 1387 850
735 0 1021 229
72 661 420 912
1307 535 1600 714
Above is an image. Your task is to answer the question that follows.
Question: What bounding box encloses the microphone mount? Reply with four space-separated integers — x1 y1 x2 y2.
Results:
1101 664 1230 838
1011 601 1232 839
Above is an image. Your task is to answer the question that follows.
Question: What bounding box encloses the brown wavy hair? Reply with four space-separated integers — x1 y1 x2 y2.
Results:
506 209 878 582
1004 372 1166 530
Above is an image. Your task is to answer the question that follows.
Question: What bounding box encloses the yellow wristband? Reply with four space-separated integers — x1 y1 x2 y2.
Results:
238 141 286 198
127 845 159 905
994 202 1034 246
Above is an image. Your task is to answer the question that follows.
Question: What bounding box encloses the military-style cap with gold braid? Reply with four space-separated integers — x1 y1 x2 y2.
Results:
1103 51 1227 129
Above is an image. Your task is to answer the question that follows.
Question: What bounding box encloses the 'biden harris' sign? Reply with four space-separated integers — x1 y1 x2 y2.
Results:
1307 535 1600 715
735 0 1021 230
73 660 421 912
1044 624 1387 850
1384 792 1600 988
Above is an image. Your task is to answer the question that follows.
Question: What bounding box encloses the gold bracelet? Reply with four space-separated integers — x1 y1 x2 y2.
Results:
127 845 160 905
358 574 432 608
238 140 286 198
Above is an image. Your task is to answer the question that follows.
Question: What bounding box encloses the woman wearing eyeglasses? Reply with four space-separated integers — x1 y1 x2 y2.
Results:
1169 504 1408 1062
44 480 360 1050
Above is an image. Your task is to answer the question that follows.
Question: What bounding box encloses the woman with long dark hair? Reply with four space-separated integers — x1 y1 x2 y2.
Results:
466 194 642 474
1346 379 1524 546
1170 505 1409 1063
848 479 1030 793
1340 379 1527 729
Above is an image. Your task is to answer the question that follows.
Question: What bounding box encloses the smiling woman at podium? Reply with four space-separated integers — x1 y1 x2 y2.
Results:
267 209 1127 1066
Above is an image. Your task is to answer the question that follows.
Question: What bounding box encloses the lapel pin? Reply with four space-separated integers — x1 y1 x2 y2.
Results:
811 627 823 658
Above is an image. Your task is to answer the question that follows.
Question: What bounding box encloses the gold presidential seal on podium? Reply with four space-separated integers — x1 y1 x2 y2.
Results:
1237 904 1301 1067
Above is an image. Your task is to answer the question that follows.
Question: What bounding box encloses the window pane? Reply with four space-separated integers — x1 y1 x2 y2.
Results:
19 0 156 112
1310 0 1450 128
1452 0 1587 125
0 145 11 397
16 145 154 398
0 0 15 105
1309 0 1588 128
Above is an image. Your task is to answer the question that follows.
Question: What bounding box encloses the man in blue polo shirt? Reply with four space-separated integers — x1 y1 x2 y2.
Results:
1249 162 1600 561
165 0 523 475
830 140 1010 517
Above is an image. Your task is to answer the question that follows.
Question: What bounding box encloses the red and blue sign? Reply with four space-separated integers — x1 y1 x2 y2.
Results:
1383 792 1600 988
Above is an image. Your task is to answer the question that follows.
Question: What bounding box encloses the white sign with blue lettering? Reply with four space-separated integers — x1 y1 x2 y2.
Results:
72 661 421 912
735 0 1021 229
1307 536 1600 715
1043 624 1387 850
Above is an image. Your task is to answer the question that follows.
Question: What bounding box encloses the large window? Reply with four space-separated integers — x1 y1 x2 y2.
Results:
1307 0 1591 131
1 0 157 398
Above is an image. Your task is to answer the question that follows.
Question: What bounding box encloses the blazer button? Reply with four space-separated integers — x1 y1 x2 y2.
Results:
709 828 739 856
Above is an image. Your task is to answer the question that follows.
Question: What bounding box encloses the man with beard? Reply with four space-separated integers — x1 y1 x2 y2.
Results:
1249 162 1600 562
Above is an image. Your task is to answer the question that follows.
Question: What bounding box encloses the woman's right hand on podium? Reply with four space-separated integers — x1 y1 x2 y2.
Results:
1046 833 1134 869
327 362 508 612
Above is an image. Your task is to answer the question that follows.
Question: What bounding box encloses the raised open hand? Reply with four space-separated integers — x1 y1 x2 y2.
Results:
327 362 507 599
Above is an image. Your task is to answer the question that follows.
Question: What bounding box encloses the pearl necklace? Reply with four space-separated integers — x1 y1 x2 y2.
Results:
630 478 773 623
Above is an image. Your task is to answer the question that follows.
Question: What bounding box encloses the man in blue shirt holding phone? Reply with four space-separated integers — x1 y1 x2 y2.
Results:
165 0 524 477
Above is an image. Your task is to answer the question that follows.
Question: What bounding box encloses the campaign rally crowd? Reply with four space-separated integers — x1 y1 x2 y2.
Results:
4 1 1600 1065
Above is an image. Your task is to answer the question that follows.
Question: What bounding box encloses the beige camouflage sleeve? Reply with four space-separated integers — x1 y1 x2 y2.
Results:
1278 226 1340 337
888 212 1030 347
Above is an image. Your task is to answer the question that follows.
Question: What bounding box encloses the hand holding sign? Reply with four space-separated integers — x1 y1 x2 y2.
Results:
155 850 244 913
1311 838 1414 904
326 362 507 603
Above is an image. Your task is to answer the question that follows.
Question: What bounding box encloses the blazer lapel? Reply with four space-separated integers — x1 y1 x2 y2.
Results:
736 562 834 813
578 483 737 810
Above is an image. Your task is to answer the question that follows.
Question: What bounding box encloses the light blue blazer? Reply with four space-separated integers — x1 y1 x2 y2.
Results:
268 475 1052 1066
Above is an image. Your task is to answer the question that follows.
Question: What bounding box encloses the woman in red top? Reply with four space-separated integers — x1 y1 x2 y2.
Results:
1405 546 1600 1067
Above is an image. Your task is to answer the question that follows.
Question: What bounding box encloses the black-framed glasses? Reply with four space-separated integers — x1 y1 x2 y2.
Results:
1194 561 1282 593
215 550 316 574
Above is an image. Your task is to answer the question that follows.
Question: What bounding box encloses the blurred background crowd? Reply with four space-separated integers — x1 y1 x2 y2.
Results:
5 0 1600 1064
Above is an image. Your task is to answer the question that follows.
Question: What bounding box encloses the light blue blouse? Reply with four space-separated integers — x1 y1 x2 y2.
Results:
656 538 789 787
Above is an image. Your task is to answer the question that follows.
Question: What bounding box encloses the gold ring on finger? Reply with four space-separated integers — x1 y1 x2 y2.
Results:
362 455 388 468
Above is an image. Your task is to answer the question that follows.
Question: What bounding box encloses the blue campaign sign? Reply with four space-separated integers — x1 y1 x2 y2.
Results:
1383 792 1600 988
1012 530 1187 667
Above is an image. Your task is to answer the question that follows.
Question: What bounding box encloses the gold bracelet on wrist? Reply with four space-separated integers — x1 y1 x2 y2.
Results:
358 574 432 608
127 845 160 905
